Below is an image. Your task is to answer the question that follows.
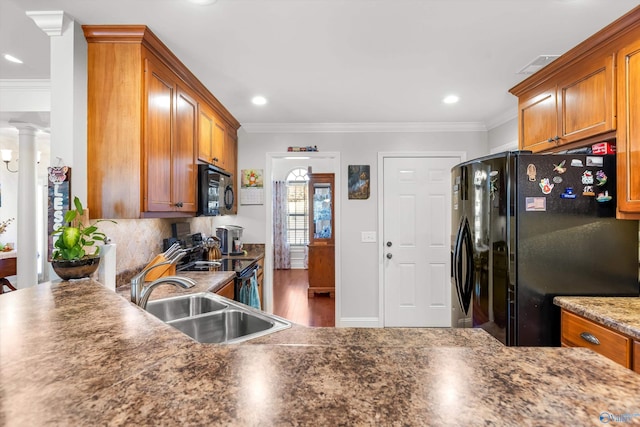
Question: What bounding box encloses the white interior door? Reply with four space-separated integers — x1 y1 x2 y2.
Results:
383 156 460 327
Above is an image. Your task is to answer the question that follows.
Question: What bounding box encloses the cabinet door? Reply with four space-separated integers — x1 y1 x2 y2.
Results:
634 340 640 374
174 85 198 212
518 86 558 152
198 101 215 164
617 39 640 217
308 173 335 245
212 116 226 170
225 130 237 213
307 244 335 292
216 279 235 300
557 52 615 143
144 56 174 212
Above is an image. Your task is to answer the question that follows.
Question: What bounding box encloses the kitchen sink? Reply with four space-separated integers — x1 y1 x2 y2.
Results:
145 292 291 344
168 309 279 344
146 293 228 322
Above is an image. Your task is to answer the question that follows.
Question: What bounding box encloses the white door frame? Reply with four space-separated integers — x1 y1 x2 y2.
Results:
264 151 341 326
377 151 466 327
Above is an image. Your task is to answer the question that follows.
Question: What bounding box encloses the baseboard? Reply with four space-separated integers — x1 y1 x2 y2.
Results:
337 317 381 328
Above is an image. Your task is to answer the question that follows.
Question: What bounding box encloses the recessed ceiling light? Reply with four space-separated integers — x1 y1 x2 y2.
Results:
443 95 459 104
252 96 267 106
4 54 23 64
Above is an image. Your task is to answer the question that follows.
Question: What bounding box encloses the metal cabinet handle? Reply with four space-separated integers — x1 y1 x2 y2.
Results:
580 332 600 345
386 253 392 259
386 241 392 247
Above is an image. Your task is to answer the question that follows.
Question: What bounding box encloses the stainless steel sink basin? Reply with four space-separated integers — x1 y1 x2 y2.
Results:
144 292 291 344
145 293 228 322
168 309 281 344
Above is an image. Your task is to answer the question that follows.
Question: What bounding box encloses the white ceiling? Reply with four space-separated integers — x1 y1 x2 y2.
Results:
1 0 639 128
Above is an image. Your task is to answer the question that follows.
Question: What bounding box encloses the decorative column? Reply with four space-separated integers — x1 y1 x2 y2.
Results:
27 11 88 203
27 11 88 281
12 122 39 288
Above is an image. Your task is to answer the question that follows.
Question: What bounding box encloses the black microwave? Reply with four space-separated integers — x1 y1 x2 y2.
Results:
198 165 234 216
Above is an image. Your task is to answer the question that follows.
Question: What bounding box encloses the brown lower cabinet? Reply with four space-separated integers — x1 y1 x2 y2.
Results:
561 309 635 370
216 279 235 300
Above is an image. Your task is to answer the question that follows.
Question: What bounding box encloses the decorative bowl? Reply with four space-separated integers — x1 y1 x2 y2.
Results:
52 257 101 280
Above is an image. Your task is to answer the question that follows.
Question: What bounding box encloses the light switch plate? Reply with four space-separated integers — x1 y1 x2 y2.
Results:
361 231 377 243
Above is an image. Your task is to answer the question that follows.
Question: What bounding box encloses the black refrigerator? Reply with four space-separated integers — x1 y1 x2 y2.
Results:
451 151 638 346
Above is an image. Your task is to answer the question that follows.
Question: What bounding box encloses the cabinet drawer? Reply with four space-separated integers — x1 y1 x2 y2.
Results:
634 341 640 374
561 310 631 368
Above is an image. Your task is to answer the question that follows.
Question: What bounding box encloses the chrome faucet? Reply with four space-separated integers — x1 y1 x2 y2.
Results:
130 250 196 309
136 276 196 309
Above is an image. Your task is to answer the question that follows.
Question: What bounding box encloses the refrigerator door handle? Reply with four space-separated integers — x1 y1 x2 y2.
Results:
459 218 474 315
453 218 464 309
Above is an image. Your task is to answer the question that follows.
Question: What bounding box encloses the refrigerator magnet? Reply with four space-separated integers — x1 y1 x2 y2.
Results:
560 187 577 199
539 178 554 194
553 160 567 174
596 191 612 203
581 170 594 184
583 185 595 196
526 197 546 211
526 164 536 181
595 170 607 186
586 156 604 167
553 176 563 184
570 159 584 167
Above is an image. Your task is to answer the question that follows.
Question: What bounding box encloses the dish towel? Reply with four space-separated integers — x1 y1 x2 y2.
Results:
248 270 261 310
239 280 248 306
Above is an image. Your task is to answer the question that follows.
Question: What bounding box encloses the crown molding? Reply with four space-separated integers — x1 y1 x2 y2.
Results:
241 121 488 134
26 11 69 37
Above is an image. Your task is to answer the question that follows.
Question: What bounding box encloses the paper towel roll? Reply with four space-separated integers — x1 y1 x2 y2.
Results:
98 243 116 291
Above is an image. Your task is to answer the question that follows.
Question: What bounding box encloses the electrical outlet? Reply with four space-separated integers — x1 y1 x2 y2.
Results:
361 231 377 243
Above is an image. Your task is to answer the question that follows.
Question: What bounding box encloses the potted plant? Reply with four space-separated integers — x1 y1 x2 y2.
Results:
51 197 114 280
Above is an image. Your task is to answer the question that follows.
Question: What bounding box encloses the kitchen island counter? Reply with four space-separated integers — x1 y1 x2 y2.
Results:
1 280 638 426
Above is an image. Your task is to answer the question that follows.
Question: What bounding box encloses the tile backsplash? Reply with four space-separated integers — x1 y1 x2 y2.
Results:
98 216 215 285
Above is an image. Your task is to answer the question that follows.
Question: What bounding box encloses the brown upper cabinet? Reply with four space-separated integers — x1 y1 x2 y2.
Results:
509 5 640 219
84 25 240 219
197 100 236 174
513 50 615 152
616 35 640 218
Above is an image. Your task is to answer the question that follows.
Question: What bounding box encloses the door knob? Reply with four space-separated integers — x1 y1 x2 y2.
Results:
386 253 393 259
386 241 392 247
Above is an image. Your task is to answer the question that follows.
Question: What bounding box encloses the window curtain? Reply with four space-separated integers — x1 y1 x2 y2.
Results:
273 180 291 269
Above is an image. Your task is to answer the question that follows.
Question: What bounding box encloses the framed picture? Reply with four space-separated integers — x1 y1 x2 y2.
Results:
348 165 370 200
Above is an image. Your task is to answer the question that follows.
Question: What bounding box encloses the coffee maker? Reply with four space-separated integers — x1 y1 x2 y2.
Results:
215 225 244 255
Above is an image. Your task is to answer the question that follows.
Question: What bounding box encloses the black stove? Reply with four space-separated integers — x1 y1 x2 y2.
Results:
177 258 255 276
177 254 260 303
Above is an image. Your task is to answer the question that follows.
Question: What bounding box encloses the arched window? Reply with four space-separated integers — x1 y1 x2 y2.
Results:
286 168 309 245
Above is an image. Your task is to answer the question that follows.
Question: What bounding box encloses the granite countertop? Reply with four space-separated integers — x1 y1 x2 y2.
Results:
1 280 639 426
249 323 504 347
554 296 640 340
116 270 236 301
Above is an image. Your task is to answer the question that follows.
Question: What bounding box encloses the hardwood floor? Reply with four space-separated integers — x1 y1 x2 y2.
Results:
273 269 335 327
